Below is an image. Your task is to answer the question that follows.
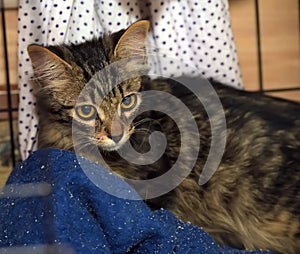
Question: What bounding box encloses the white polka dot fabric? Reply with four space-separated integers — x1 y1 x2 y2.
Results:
18 0 243 159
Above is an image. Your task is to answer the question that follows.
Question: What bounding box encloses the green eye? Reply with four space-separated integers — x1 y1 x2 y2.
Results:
121 94 137 111
75 105 97 121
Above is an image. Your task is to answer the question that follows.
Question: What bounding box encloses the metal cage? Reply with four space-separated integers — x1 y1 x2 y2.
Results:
0 0 299 169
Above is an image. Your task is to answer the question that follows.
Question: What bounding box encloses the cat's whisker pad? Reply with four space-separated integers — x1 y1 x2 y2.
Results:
27 20 300 254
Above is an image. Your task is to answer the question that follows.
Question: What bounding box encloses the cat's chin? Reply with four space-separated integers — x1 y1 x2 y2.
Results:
100 145 122 152
98 139 127 152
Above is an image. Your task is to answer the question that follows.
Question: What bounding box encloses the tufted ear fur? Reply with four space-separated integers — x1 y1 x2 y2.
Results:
27 44 71 78
27 45 73 89
27 44 86 105
27 44 84 107
114 20 150 60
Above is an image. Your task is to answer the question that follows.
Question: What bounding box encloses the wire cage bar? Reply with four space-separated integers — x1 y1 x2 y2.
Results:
0 0 17 169
0 1 299 170
0 1 299 251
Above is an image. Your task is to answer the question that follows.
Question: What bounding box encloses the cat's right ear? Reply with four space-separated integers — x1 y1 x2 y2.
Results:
27 44 72 81
114 20 150 60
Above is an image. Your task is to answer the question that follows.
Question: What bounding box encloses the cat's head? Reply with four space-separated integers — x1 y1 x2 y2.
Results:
27 20 150 152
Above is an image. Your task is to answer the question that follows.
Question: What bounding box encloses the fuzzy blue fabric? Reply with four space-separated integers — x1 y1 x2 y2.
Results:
0 149 272 254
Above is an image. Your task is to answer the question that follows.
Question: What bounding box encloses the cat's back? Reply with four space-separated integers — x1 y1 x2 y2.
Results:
145 76 300 253
213 80 300 128
202 79 300 253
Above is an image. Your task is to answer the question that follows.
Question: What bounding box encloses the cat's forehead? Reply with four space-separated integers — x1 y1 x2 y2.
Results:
122 77 142 92
76 77 141 105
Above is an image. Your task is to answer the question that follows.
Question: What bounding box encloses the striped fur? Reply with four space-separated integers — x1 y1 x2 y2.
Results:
28 21 300 253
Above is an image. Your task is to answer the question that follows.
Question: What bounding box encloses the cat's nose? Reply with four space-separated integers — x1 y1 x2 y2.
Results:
111 133 123 143
110 118 123 143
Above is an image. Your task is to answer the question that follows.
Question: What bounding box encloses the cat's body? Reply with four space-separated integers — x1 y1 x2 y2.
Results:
28 21 300 254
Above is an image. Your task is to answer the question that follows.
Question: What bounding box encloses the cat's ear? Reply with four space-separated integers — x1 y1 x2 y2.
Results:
114 20 150 59
27 44 72 80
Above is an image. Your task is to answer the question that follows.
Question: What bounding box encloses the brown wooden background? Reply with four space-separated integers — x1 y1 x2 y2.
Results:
1 0 299 105
230 0 299 101
0 0 299 186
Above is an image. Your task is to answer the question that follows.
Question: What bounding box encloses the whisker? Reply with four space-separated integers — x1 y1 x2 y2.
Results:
74 137 96 153
133 117 153 127
134 128 152 134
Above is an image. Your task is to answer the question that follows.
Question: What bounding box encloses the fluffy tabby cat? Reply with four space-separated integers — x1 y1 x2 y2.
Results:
27 20 300 253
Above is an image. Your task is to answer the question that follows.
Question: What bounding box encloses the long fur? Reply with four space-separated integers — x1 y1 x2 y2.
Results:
28 21 300 254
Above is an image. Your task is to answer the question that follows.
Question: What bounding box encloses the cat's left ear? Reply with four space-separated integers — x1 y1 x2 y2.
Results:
27 44 72 82
114 20 150 59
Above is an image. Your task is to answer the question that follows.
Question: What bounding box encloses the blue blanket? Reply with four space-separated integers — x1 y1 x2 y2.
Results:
0 149 271 253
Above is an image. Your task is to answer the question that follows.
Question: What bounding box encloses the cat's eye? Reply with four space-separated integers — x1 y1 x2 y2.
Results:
75 105 97 121
121 94 137 111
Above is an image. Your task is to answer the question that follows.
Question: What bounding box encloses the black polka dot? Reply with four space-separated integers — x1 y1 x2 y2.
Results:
17 0 243 159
